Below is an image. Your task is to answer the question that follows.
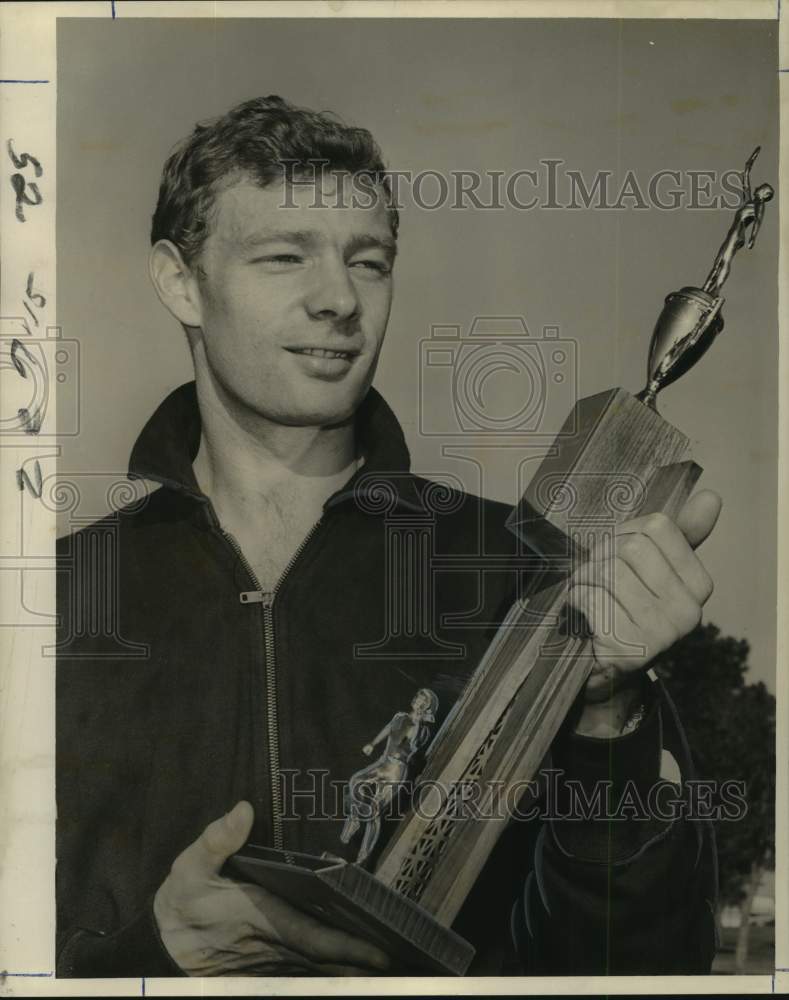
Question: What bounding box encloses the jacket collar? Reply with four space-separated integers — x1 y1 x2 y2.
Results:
128 381 424 513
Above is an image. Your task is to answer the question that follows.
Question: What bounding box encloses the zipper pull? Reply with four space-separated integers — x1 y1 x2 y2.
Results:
239 590 273 606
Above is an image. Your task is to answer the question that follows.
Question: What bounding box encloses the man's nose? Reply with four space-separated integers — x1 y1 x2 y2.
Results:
305 256 360 322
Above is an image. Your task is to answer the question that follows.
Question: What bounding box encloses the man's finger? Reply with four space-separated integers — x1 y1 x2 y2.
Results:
570 556 657 629
568 570 679 658
610 506 716 604
285 909 391 972
244 885 391 971
177 800 255 877
303 921 390 972
611 529 707 624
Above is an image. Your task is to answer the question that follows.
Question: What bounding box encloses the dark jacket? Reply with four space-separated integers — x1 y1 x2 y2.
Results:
56 382 717 977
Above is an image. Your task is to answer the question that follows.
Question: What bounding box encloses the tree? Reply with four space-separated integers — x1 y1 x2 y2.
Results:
651 623 775 971
717 680 775 972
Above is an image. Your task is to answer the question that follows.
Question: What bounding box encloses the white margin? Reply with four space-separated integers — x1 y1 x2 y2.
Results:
0 1 783 996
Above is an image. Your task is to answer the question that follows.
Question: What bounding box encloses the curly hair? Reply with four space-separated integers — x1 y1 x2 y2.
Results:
150 95 398 266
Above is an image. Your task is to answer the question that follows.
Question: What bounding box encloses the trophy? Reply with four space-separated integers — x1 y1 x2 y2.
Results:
226 149 773 975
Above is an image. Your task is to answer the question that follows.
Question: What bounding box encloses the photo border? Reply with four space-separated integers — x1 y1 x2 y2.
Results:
0 1 784 995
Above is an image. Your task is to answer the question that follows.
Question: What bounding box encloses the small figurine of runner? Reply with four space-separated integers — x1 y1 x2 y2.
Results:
340 688 439 864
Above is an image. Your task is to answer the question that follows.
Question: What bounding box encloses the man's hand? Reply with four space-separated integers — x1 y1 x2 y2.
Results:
566 490 721 736
153 801 392 977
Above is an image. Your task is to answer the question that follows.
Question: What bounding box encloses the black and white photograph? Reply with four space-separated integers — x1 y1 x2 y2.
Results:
0 2 784 992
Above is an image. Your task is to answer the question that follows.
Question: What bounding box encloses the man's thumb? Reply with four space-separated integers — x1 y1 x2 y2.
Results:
187 800 254 877
675 488 722 550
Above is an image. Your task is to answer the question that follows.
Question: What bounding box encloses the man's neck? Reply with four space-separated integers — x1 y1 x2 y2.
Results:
191 369 359 523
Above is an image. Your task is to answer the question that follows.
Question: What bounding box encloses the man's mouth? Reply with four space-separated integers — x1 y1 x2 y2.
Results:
287 347 358 361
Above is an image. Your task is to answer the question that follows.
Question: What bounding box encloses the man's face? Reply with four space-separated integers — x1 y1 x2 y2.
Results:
191 172 395 427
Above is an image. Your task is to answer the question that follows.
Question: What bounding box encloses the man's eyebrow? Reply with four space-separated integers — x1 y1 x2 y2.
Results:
237 228 397 260
237 229 318 251
346 233 398 260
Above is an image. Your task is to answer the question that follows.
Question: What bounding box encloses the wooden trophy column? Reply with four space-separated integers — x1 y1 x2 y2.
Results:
374 388 701 926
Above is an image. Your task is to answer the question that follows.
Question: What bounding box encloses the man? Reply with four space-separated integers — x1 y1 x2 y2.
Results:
56 95 721 977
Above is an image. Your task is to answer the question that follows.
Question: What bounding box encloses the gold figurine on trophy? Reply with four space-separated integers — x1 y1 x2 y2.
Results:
639 147 774 410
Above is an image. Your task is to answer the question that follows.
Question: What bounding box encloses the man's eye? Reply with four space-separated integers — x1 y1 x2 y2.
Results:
350 259 392 276
253 254 304 265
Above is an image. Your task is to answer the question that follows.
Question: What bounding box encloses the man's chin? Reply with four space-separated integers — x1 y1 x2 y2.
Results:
271 387 368 429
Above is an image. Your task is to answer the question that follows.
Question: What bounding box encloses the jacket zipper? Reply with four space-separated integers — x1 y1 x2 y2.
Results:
220 519 325 852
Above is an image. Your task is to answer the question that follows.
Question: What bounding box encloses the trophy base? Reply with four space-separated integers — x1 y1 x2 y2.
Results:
224 845 475 975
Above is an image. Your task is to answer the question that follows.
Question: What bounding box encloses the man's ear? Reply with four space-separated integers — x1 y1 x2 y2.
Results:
148 240 203 328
